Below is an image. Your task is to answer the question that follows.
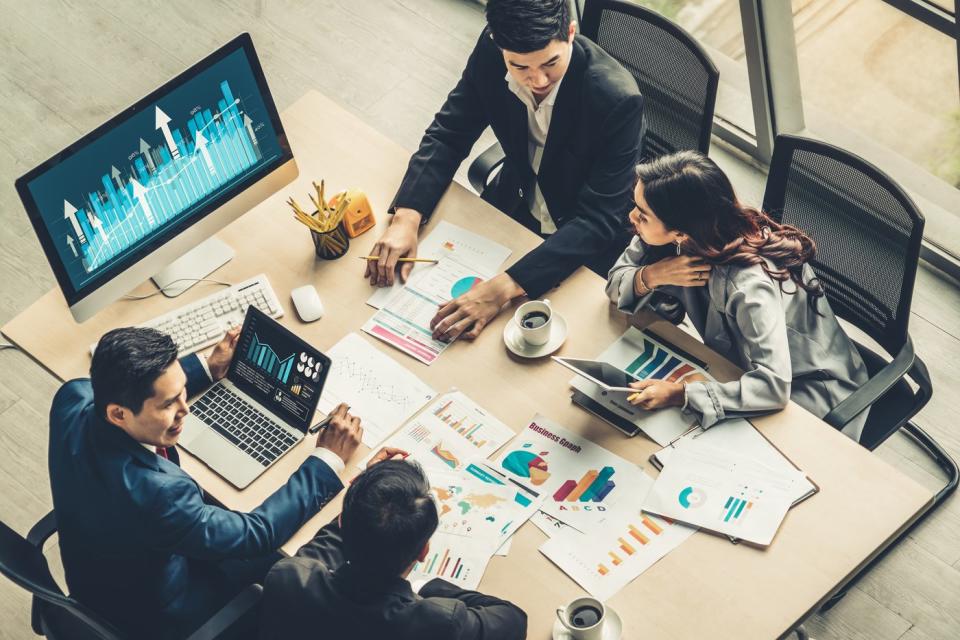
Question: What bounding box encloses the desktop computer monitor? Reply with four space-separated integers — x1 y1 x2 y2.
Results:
15 33 296 322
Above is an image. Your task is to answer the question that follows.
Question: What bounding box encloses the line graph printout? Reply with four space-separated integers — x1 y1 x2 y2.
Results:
24 47 284 291
317 333 436 447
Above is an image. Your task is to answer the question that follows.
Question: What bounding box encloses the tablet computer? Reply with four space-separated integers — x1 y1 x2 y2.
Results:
552 357 636 393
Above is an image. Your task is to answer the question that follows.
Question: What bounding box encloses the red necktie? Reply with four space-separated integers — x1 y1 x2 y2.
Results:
155 447 169 460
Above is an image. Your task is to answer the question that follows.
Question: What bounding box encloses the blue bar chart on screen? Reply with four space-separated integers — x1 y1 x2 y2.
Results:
25 48 284 292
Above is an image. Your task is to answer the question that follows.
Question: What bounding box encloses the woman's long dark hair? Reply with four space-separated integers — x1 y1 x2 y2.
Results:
636 151 824 304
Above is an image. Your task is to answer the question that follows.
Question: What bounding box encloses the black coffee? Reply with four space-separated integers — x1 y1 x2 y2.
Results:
521 311 550 329
571 605 602 628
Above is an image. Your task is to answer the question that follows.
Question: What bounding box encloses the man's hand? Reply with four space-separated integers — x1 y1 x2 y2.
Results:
366 447 409 468
316 403 363 463
643 256 712 289
626 380 685 410
365 208 422 287
430 273 525 342
206 327 241 381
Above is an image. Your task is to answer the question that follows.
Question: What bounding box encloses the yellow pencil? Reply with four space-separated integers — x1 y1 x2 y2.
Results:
357 256 439 263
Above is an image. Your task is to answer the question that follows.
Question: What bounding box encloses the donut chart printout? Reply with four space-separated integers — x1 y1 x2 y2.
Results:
491 414 650 530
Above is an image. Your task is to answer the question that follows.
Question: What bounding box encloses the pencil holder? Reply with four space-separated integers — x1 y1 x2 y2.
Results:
310 216 350 260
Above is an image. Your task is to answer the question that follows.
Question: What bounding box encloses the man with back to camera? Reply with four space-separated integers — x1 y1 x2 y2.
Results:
48 326 362 639
259 458 528 640
364 0 643 341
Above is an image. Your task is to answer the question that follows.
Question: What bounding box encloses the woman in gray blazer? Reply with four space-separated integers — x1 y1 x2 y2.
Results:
606 151 869 441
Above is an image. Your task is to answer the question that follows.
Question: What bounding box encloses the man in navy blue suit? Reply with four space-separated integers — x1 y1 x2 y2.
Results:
48 326 361 639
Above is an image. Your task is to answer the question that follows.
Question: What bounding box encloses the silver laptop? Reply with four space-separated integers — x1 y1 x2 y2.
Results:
178 306 330 489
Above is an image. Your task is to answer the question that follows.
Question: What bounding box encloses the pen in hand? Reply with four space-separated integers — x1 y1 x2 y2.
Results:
308 406 350 434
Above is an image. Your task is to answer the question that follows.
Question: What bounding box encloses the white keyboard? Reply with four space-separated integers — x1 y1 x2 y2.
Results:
90 274 283 358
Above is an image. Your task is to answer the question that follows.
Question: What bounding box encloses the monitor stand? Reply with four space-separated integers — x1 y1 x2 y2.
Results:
151 237 235 297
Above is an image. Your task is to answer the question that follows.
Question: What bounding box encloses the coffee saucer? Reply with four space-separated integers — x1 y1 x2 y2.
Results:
503 313 567 358
552 605 623 640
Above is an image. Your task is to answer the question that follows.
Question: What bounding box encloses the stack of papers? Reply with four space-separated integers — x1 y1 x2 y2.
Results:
569 328 709 446
642 444 807 546
363 256 486 365
317 333 436 447
366 221 512 310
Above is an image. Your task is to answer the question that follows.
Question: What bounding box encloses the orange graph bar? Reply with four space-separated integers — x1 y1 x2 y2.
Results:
747 501 753 509
618 537 636 555
598 564 609 576
642 515 663 535
629 524 649 545
608 551 622 566
566 470 600 501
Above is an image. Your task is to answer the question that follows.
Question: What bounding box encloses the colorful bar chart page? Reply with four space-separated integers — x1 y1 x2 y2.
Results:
363 257 484 365
24 48 284 292
642 445 805 546
569 327 711 446
540 502 697 601
408 532 489 590
317 333 436 447
491 414 649 531
357 390 515 472
366 221 512 309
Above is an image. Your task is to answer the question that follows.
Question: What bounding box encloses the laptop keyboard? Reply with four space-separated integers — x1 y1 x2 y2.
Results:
190 385 300 467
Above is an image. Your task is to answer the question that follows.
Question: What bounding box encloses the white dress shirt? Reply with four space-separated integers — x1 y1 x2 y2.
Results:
505 72 564 235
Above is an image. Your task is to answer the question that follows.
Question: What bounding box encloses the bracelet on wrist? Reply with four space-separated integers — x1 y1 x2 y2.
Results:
636 265 654 295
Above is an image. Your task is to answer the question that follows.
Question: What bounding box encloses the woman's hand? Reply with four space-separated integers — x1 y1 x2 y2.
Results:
430 273 524 341
626 380 685 410
643 256 712 289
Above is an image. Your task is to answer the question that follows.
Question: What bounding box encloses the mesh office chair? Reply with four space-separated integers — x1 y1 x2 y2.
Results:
761 134 958 610
0 511 263 640
467 0 719 193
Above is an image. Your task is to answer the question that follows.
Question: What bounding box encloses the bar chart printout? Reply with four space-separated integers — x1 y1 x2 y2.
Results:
539 508 697 601
408 533 486 590
26 47 284 292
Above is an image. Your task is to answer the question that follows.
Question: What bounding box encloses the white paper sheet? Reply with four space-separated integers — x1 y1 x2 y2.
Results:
642 445 805 546
489 414 649 531
366 221 512 309
316 333 436 448
363 257 484 365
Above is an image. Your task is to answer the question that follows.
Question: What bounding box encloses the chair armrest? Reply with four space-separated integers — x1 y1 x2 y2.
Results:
185 583 263 640
26 511 57 549
822 338 915 430
467 141 505 194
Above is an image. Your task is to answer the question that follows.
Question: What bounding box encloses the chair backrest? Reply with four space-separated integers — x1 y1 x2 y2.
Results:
762 134 925 356
580 0 719 161
0 519 122 639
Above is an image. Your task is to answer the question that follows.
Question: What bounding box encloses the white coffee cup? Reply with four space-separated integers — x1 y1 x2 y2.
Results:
556 596 606 640
514 299 553 346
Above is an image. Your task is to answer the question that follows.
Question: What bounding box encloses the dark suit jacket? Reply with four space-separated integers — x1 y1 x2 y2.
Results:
48 354 344 638
260 521 527 640
392 29 643 298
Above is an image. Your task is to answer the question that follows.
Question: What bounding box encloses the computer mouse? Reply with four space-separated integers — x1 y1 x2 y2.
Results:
290 285 324 322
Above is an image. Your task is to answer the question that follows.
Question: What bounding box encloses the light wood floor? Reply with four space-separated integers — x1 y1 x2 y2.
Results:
0 2 958 638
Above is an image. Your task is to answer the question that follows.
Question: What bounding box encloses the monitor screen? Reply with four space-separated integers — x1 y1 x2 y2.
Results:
16 34 290 307
230 307 330 431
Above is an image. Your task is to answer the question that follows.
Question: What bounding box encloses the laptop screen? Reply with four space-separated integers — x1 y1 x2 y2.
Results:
228 307 330 431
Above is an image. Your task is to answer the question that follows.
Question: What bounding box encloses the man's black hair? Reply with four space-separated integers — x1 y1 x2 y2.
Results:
486 0 572 53
340 460 439 578
90 327 179 419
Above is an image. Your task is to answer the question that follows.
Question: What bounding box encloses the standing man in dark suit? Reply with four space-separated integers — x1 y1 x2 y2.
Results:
260 458 527 640
364 0 643 341
48 327 362 639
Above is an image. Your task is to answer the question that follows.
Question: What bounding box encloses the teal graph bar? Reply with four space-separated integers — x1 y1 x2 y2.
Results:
579 466 616 502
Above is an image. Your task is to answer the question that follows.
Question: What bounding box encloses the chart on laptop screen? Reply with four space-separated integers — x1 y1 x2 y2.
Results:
24 48 284 291
232 312 323 425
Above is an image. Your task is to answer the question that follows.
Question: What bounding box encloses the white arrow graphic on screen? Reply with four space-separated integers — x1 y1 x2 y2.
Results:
243 114 258 147
140 137 156 173
194 129 216 176
66 235 77 257
130 178 156 227
155 107 181 160
63 200 86 244
88 211 104 236
111 165 124 191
